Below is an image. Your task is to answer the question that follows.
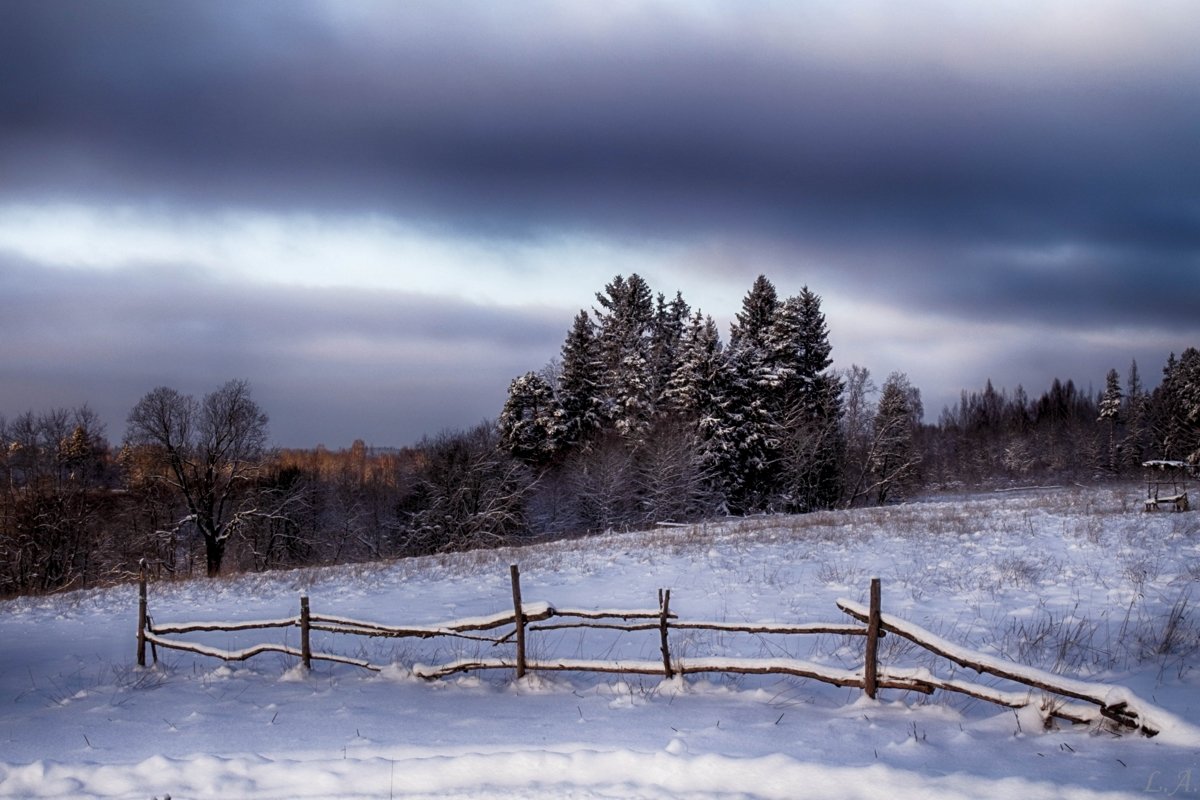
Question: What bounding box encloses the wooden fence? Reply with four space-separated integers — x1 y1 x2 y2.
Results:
136 563 1160 737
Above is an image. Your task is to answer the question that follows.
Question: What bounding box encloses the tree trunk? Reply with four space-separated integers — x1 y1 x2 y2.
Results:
205 534 225 577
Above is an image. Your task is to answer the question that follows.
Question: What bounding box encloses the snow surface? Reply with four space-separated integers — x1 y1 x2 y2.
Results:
2 484 1199 798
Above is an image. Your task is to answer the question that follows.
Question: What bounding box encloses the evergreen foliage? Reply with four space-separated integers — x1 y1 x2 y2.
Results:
774 288 844 511
498 371 561 467
1098 367 1123 473
594 274 657 440
1123 360 1148 469
555 310 606 451
1152 348 1200 462
649 291 691 408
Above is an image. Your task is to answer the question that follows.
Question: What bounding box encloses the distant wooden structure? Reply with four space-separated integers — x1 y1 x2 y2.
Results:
1142 460 1195 512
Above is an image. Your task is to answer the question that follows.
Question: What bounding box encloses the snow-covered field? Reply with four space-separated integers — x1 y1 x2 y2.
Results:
2 485 1199 799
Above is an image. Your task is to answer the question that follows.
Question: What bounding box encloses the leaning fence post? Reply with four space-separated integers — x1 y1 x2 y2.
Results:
864 577 881 699
658 588 674 678
300 594 312 670
510 564 526 679
137 559 148 668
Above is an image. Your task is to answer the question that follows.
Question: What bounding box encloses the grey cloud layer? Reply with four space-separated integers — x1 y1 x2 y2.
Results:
0 257 561 445
5 4 1197 247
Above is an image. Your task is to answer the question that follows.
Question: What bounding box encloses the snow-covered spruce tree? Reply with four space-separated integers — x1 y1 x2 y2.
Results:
771 287 844 511
1178 348 1200 461
1097 367 1123 473
729 274 780 351
720 276 786 512
594 274 656 442
555 310 606 453
868 372 923 504
1122 359 1148 470
1151 348 1200 463
649 291 691 410
498 371 562 468
662 313 724 418
659 311 730 514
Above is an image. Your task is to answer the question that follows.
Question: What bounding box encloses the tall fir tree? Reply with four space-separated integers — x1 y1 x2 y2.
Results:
729 274 780 351
722 276 786 512
594 274 656 442
1179 348 1200 439
1098 367 1123 473
789 287 836 413
649 291 691 411
662 312 730 510
556 310 605 452
1123 359 1148 470
662 312 724 419
1149 351 1200 462
774 287 844 510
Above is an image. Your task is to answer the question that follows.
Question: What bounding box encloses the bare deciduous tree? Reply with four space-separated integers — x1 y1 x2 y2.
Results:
404 423 534 554
125 380 274 577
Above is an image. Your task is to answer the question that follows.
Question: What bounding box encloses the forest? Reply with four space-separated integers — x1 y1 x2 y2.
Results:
2 274 1199 597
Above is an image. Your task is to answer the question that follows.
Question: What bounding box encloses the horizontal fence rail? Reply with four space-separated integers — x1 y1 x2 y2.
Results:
135 562 1161 737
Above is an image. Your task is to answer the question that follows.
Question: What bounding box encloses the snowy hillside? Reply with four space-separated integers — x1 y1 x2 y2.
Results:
2 485 1198 799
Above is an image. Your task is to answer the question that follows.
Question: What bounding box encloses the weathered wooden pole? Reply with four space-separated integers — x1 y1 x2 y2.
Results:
864 577 881 699
137 559 148 668
658 588 674 678
510 564 526 678
300 594 312 670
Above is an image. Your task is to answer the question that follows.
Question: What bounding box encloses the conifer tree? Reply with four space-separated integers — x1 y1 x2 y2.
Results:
722 276 786 512
1156 348 1200 462
710 360 778 514
556 310 605 452
594 274 656 441
662 312 724 418
662 312 730 510
498 372 561 467
787 287 836 413
774 287 844 510
730 275 780 351
649 291 691 410
1098 367 1123 473
1123 359 1148 469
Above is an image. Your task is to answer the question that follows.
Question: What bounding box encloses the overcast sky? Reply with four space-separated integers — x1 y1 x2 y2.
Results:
2 1 1198 447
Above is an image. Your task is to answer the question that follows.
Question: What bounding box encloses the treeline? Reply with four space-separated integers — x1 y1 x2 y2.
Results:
925 351 1200 486
2 275 1199 596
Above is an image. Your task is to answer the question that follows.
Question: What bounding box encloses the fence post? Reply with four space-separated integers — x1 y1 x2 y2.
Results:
300 594 312 670
864 577 881 699
658 588 674 678
137 559 148 668
510 564 526 679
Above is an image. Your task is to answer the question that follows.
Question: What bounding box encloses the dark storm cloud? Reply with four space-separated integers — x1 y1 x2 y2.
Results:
5 2 1197 240
2 0 1199 396
0 257 564 446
